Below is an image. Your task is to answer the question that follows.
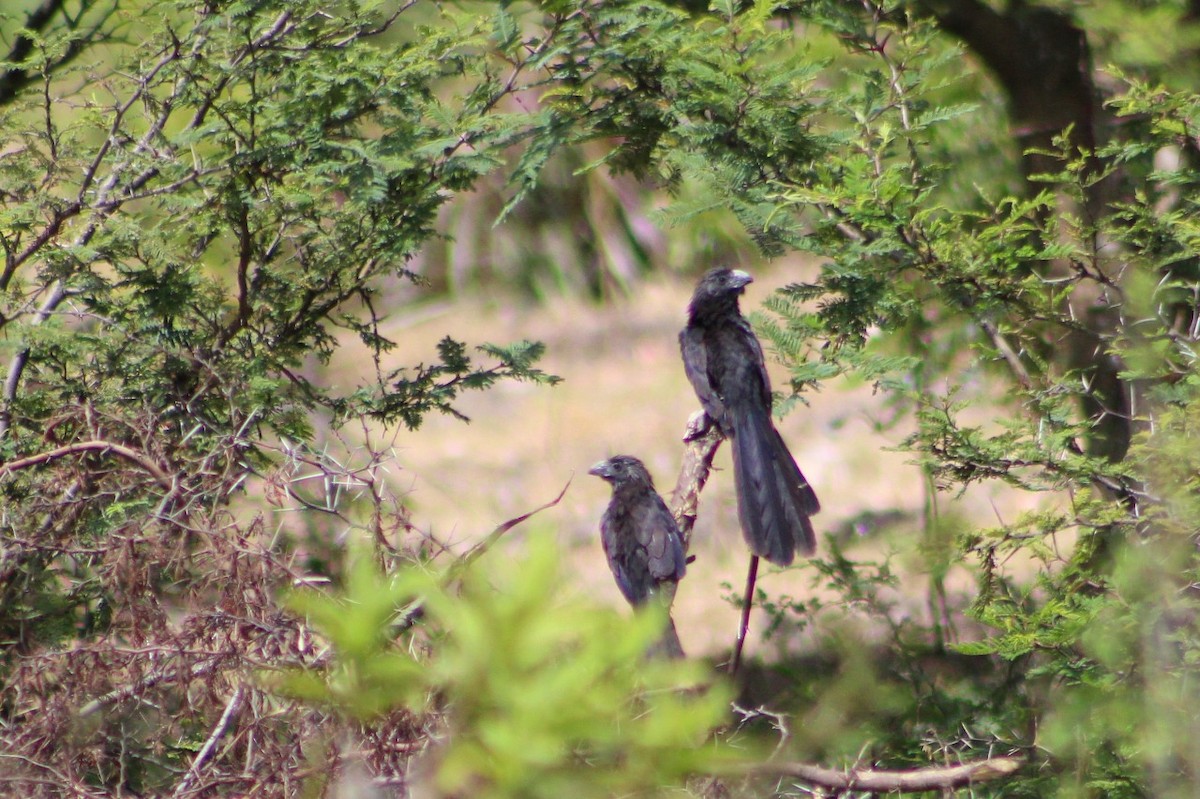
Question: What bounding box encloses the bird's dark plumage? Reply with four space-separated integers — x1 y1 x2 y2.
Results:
589 455 687 607
680 267 819 565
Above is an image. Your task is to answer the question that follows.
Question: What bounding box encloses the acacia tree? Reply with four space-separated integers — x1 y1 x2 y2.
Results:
4 0 1200 797
0 1 567 794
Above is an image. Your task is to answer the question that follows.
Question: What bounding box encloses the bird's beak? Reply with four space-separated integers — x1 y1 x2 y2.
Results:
588 460 613 479
730 269 753 288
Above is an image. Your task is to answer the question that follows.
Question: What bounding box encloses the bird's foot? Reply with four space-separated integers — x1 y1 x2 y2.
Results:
684 410 713 441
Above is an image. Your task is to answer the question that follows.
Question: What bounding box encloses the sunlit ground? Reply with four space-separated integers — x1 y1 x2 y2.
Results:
318 263 1056 659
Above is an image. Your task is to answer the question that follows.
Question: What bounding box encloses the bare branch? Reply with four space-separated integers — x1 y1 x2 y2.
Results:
745 754 1025 792
729 555 758 675
0 439 174 489
457 477 574 572
173 685 245 799
980 317 1033 390
395 478 574 631
0 752 110 798
75 658 225 720
668 410 724 552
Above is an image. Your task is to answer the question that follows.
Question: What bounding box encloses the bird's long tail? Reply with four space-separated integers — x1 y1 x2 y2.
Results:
729 408 820 565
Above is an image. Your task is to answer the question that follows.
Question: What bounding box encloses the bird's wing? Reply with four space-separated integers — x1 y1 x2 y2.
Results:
680 326 726 424
600 513 639 604
737 314 775 409
633 493 687 583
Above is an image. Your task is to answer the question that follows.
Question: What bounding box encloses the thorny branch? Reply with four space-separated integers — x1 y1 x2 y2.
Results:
0 439 174 488
172 685 245 798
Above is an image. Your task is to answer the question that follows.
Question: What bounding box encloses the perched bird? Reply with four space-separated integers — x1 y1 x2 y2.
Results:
680 267 820 566
589 455 687 657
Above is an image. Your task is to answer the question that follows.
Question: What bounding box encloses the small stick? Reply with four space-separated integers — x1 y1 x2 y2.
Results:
729 554 759 675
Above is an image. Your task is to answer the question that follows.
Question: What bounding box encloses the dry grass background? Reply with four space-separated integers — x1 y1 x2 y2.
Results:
322 263 1052 660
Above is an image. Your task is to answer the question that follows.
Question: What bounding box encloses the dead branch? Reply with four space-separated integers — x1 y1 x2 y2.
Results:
665 411 766 675
0 439 173 488
0 752 110 798
742 754 1025 792
76 657 222 719
457 476 573 571
668 410 724 551
396 478 574 631
173 685 245 798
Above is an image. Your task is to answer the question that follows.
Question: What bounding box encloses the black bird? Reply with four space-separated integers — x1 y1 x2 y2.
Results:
680 267 819 565
589 455 687 657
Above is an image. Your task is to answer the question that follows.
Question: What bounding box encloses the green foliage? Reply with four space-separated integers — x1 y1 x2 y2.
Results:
0 0 559 656
749 18 1200 798
502 0 825 251
1033 376 1200 797
485 2 1200 795
273 536 735 798
362 337 561 429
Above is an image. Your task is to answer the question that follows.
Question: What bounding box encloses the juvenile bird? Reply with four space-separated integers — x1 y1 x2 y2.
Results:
680 267 820 565
589 455 686 657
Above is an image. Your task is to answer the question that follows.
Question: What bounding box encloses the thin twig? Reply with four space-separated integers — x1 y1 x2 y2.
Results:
457 476 573 572
729 555 759 676
980 317 1033 389
173 685 245 798
396 479 574 630
0 752 110 798
77 658 222 718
